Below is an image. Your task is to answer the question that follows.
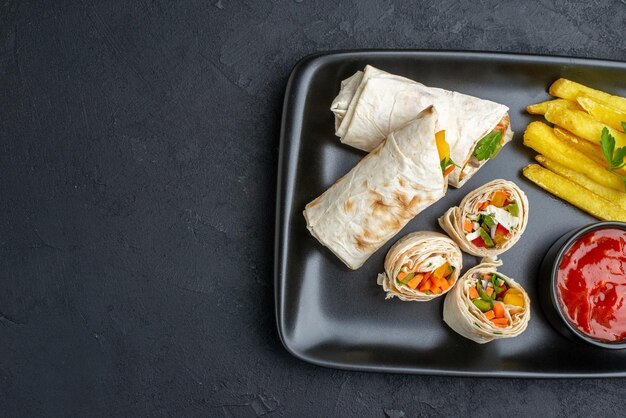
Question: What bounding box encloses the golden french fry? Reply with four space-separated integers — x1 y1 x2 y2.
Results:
549 78 626 114
552 126 607 166
544 106 626 149
577 96 626 132
523 121 624 191
552 127 626 176
535 155 626 211
523 164 626 222
526 99 582 115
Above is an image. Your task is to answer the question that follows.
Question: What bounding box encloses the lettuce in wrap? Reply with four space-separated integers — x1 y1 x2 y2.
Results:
331 65 513 188
443 261 530 343
438 179 529 260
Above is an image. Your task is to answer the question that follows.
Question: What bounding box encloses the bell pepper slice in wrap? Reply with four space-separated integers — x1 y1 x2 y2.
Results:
331 65 513 188
438 179 529 260
443 261 531 344
377 231 462 301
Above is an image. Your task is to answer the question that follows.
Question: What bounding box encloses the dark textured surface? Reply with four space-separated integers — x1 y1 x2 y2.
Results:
1 0 625 416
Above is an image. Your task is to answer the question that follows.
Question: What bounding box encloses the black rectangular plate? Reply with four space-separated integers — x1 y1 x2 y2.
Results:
275 51 626 377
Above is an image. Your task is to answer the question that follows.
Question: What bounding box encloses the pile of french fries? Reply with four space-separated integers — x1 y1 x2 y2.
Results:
523 78 626 221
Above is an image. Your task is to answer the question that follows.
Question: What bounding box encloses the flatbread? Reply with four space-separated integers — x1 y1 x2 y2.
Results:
377 231 462 301
332 65 512 188
304 107 446 270
443 261 531 343
438 179 529 260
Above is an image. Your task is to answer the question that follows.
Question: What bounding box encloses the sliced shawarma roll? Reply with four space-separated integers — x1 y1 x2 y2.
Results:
304 107 448 270
438 179 529 260
443 261 530 344
331 65 513 188
377 231 462 301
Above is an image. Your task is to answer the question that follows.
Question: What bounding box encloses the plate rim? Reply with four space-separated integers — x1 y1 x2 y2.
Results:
274 50 626 378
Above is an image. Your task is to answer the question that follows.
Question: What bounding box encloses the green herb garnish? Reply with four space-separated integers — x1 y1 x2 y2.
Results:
600 127 626 186
473 131 503 161
622 121 626 132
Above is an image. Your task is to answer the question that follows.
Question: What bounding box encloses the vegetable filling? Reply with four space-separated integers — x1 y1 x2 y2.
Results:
435 130 456 176
467 272 525 328
463 189 520 249
459 115 510 181
396 258 456 295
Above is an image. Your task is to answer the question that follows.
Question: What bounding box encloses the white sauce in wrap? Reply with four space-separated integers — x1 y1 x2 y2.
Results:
438 179 529 260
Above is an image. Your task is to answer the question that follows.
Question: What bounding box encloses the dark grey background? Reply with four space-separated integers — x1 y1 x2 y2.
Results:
1 0 625 416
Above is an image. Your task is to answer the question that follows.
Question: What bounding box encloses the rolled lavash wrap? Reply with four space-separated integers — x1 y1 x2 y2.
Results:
330 70 363 131
304 107 447 270
377 231 462 301
443 261 530 344
331 65 513 188
438 179 529 260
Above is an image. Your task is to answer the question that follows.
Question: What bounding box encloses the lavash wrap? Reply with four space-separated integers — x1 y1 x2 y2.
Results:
438 179 529 260
330 65 513 188
377 231 462 301
330 71 363 131
304 107 446 270
443 261 531 344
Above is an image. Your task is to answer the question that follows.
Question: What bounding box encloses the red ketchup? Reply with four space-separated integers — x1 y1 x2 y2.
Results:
556 228 626 342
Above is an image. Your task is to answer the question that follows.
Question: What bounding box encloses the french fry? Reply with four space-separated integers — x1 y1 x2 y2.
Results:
576 96 626 132
549 78 626 114
523 122 624 191
535 155 626 211
552 127 607 166
552 127 626 176
544 106 626 149
526 99 582 115
523 164 626 222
